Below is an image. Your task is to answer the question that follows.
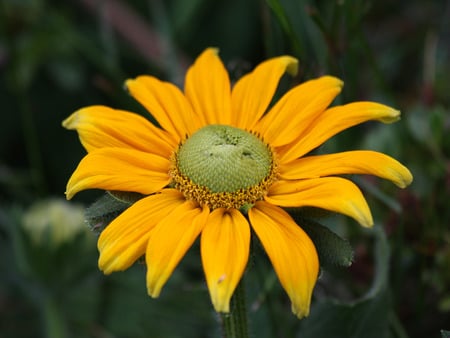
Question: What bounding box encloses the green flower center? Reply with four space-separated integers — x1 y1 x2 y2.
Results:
170 125 277 210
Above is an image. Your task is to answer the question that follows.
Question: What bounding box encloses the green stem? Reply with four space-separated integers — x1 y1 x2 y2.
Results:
221 277 249 338
42 295 66 338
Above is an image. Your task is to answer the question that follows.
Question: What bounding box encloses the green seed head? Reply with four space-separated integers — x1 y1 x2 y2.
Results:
177 125 273 193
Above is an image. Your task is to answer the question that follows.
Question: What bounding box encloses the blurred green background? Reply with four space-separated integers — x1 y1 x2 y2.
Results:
0 0 449 337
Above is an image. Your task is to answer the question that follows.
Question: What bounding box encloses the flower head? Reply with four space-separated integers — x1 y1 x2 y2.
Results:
63 48 412 318
22 198 87 247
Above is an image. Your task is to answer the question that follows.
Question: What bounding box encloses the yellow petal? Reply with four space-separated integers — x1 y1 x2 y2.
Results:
66 148 170 199
278 102 401 163
125 75 199 140
255 76 343 147
201 208 250 313
248 201 319 318
266 177 373 227
231 56 298 129
280 150 413 188
184 48 232 126
98 189 186 274
146 201 209 297
62 105 176 157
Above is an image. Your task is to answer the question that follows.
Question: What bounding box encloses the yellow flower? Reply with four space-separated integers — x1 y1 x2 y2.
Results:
63 48 412 318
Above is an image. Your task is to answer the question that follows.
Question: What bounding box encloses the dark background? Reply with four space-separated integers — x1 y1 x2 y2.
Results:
0 0 449 337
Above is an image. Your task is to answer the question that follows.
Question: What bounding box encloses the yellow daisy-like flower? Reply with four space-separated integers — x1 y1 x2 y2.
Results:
63 48 412 318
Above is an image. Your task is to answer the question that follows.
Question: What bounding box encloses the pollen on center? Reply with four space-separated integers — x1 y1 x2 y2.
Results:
169 124 278 210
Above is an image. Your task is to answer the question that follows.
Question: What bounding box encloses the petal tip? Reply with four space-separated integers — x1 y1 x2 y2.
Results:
329 75 344 86
398 168 413 188
284 56 299 76
99 266 112 275
380 107 401 123
123 78 132 87
385 158 413 188
147 285 161 299
98 256 115 275
62 112 78 130
291 303 310 319
124 78 137 92
64 190 72 200
360 216 374 228
205 47 219 55
146 268 166 299
196 47 220 62
64 180 78 200
351 201 374 228
211 292 230 313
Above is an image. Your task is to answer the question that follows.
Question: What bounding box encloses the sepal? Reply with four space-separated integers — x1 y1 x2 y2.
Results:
85 191 143 234
288 208 353 268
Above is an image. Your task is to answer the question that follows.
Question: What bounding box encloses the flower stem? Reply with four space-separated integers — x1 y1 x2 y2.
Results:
42 295 66 338
221 277 249 338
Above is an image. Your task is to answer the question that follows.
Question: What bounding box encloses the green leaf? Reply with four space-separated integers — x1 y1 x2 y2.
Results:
299 226 392 338
300 289 391 338
85 192 137 234
289 210 354 268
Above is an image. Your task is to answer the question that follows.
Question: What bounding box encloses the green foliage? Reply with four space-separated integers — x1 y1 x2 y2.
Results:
299 226 391 338
85 192 134 234
1 0 448 337
289 209 354 268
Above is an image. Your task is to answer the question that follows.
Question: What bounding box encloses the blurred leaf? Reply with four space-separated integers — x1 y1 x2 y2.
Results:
265 0 305 60
407 106 433 144
407 105 449 161
361 123 404 159
7 10 81 90
299 226 391 338
300 289 391 338
46 59 86 92
99 263 215 338
170 0 207 37
0 204 101 338
355 177 402 213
